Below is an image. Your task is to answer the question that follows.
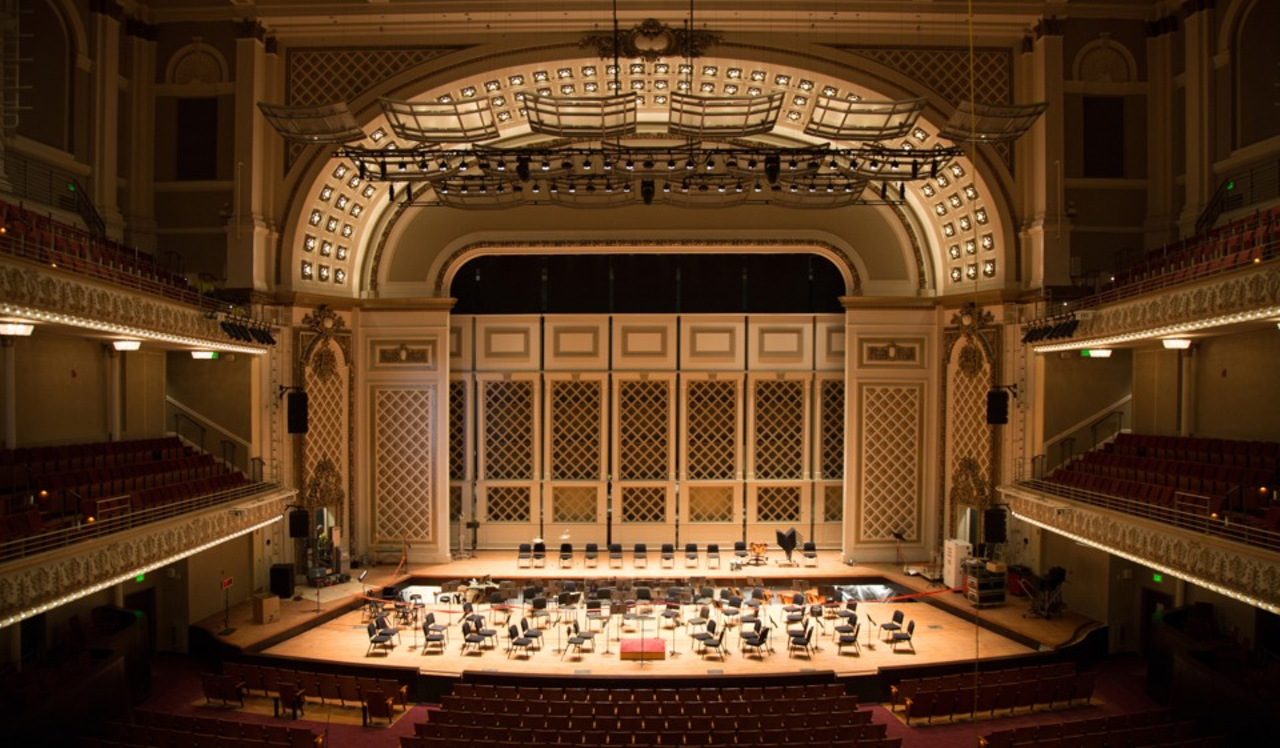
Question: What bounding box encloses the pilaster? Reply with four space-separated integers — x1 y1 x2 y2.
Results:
123 20 158 253
90 0 125 238
1023 18 1071 288
1178 0 1216 236
228 23 273 292
1145 15 1179 249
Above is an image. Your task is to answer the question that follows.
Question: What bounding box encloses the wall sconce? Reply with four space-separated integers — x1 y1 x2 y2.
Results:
1081 348 1112 358
190 351 218 360
1161 338 1192 350
112 340 142 351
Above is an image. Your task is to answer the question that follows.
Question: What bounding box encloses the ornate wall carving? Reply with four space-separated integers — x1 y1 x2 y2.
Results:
1072 266 1280 343
297 306 353 543
0 262 237 345
0 489 293 625
940 305 1000 545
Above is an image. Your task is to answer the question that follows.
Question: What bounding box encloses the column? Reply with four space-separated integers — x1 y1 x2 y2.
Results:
123 21 158 253
1145 16 1178 249
90 0 125 238
227 22 274 291
1178 0 1216 236
1022 19 1071 288
106 346 121 441
1178 347 1196 436
1 337 15 449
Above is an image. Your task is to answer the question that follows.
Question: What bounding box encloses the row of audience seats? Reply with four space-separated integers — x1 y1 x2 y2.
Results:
1105 206 1278 293
221 661 408 711
1046 433 1280 541
79 708 322 748
888 663 1094 726
890 662 1076 708
411 682 892 748
1110 433 1279 473
981 709 1179 748
0 198 197 301
0 437 251 554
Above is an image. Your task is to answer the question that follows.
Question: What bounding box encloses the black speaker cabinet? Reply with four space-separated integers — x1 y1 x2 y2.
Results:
287 391 309 434
288 508 310 538
269 563 295 599
986 390 1009 424
984 507 1008 544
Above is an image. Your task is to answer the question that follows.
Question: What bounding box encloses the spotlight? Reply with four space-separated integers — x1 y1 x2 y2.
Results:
640 179 655 205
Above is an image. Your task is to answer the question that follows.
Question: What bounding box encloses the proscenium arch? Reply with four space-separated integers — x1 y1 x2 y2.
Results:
277 42 1017 302
430 241 862 301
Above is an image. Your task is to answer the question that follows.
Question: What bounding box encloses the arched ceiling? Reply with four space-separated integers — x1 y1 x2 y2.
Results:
277 38 1017 302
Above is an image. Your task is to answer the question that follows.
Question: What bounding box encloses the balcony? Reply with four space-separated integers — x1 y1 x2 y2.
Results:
999 480 1280 615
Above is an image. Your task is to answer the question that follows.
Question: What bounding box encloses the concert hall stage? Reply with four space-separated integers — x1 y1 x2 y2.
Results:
195 550 1099 684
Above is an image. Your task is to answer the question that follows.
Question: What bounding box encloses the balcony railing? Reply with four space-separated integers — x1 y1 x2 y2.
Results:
1011 478 1280 553
0 481 282 564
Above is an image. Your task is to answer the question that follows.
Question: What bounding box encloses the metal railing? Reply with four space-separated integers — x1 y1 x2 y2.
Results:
1012 478 1280 553
0 482 283 564
1030 234 1278 323
1197 160 1280 234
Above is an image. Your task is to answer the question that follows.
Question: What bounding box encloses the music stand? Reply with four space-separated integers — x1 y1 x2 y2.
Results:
865 612 878 648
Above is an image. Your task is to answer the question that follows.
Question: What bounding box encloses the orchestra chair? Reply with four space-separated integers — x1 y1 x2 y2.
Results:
684 542 699 568
890 620 916 653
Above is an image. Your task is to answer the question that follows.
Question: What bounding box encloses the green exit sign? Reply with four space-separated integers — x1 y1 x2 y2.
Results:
1152 573 1163 583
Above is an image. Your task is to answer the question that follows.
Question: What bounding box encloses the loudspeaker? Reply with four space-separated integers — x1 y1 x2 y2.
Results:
984 508 1008 544
287 391 309 434
986 390 1009 424
288 508 310 538
269 563 295 599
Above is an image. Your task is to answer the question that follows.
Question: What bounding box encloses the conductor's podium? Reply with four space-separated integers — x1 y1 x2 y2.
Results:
619 637 666 661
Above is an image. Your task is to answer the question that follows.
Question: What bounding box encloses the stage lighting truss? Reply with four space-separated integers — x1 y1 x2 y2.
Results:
337 142 953 208
939 101 1049 143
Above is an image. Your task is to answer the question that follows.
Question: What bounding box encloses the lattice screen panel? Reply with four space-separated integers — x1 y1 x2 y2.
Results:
302 339 348 512
486 486 531 522
550 380 602 481
756 485 802 523
946 340 993 508
482 380 534 480
449 380 468 480
552 486 598 523
686 380 738 480
820 380 845 479
753 380 805 480
373 388 433 543
620 486 666 523
859 384 921 542
686 486 735 523
823 484 844 522
618 380 670 481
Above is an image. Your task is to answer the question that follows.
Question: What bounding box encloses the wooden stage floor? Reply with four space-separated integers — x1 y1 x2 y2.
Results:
197 550 1098 680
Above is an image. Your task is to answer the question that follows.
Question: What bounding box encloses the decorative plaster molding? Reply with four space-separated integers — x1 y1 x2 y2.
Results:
1075 265 1280 341
0 489 294 626
1002 485 1280 613
0 261 230 343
